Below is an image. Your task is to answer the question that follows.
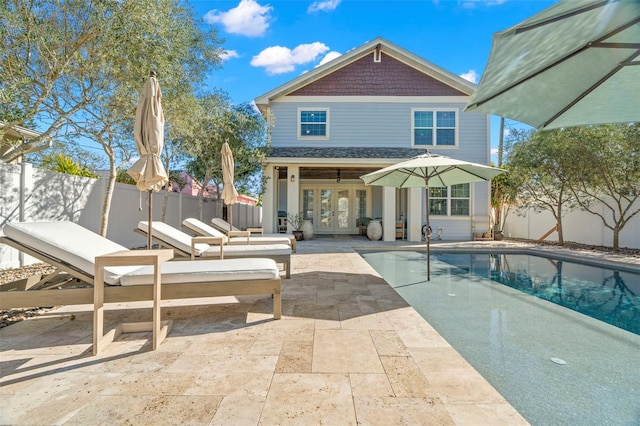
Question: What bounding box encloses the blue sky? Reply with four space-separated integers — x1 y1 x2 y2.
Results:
189 0 557 161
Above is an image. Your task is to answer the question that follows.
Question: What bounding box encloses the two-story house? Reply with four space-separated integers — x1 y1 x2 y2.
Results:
254 37 491 242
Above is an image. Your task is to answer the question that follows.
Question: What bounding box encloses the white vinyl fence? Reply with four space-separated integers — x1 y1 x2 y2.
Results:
503 201 640 250
0 163 262 269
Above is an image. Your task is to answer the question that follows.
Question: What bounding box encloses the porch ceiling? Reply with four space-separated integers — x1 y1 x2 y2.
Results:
276 166 379 180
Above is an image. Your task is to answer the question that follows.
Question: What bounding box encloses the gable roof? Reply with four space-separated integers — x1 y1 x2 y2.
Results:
254 37 476 114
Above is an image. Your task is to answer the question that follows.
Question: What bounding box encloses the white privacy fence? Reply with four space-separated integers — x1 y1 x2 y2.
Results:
503 201 640 250
0 163 262 269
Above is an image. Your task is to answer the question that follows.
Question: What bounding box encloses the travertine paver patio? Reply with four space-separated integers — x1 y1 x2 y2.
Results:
0 235 563 425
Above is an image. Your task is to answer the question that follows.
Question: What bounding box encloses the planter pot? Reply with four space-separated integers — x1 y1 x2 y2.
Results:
367 220 382 241
301 220 314 240
292 230 304 241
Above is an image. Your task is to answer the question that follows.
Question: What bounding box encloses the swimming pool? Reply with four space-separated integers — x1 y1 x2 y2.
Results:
358 249 640 426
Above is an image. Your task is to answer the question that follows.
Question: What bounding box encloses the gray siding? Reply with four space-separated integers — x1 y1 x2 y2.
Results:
270 100 488 161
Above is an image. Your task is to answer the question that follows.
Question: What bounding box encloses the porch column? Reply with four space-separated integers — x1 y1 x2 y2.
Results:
263 165 275 233
382 186 395 242
407 187 422 242
286 165 299 231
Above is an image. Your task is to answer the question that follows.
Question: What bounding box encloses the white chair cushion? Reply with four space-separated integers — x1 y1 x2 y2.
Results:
139 220 210 255
211 217 241 233
139 221 291 257
182 218 228 243
202 244 291 257
119 258 279 286
3 221 143 285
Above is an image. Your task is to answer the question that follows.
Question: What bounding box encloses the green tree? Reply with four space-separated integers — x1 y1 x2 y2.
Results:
40 153 99 178
507 129 583 245
182 93 269 217
1 0 223 235
566 124 640 249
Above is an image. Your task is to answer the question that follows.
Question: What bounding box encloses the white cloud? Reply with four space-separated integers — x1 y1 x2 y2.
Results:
204 0 272 37
308 0 341 13
490 147 499 155
220 50 240 62
458 0 507 8
317 51 342 66
251 42 330 75
460 69 478 84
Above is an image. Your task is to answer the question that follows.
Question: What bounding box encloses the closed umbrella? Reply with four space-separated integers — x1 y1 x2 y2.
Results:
465 0 640 130
360 152 505 281
221 141 238 232
128 72 168 249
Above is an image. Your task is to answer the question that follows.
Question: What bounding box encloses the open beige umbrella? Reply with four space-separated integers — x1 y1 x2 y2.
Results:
221 142 238 232
360 152 505 281
465 0 640 130
128 72 168 249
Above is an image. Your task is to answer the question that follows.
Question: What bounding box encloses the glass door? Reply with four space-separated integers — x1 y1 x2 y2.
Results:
319 188 333 232
336 189 349 231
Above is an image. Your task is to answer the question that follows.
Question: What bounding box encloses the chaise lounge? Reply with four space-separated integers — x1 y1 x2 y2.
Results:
136 221 292 278
0 221 282 316
210 217 296 251
182 217 296 252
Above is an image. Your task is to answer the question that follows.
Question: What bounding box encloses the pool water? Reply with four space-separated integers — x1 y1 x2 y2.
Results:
433 252 640 335
359 250 640 426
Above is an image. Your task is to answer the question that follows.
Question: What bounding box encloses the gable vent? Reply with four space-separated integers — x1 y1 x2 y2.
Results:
374 43 382 63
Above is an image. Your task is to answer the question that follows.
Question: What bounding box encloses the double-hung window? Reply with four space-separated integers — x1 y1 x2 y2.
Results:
298 108 329 139
412 109 458 147
429 184 469 216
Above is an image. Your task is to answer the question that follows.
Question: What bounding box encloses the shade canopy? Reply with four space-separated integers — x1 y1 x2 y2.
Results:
360 153 506 188
128 73 168 249
465 0 640 130
129 75 168 191
361 152 506 281
221 142 238 230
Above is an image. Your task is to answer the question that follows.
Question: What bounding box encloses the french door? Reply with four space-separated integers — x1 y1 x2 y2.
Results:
301 185 369 234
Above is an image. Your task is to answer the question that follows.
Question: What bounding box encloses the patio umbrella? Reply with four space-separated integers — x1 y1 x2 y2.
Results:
464 0 640 130
128 72 168 249
360 152 505 281
221 141 238 232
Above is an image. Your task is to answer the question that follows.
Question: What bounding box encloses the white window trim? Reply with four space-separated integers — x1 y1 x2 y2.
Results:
297 107 330 140
411 107 459 148
429 184 470 216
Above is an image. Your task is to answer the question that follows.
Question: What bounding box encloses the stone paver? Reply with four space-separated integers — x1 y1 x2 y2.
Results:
5 235 627 425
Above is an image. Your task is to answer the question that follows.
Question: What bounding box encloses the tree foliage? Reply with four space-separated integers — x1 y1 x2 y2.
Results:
40 153 99 178
182 92 269 217
505 124 640 249
564 124 640 249
506 128 583 245
1 0 224 234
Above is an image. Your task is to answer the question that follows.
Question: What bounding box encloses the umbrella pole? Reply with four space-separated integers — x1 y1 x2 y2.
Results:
229 206 233 232
148 189 152 250
426 185 430 282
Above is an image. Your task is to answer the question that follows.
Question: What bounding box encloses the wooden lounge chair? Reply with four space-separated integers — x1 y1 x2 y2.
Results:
183 217 296 252
136 221 291 279
210 217 296 250
0 221 281 316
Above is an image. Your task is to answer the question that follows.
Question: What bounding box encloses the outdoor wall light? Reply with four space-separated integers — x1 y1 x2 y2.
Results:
290 175 295 183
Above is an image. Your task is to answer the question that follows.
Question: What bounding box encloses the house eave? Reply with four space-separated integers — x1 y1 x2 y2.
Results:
254 37 476 112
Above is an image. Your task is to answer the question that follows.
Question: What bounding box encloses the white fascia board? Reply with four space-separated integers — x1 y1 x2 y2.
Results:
274 96 470 104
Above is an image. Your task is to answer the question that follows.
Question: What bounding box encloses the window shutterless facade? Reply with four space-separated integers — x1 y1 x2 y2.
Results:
298 108 329 140
429 184 469 216
411 108 458 147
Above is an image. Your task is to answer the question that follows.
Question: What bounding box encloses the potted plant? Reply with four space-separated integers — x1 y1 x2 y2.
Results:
287 212 304 241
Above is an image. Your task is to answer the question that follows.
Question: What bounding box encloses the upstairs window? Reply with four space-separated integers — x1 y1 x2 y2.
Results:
298 108 329 139
412 109 458 147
